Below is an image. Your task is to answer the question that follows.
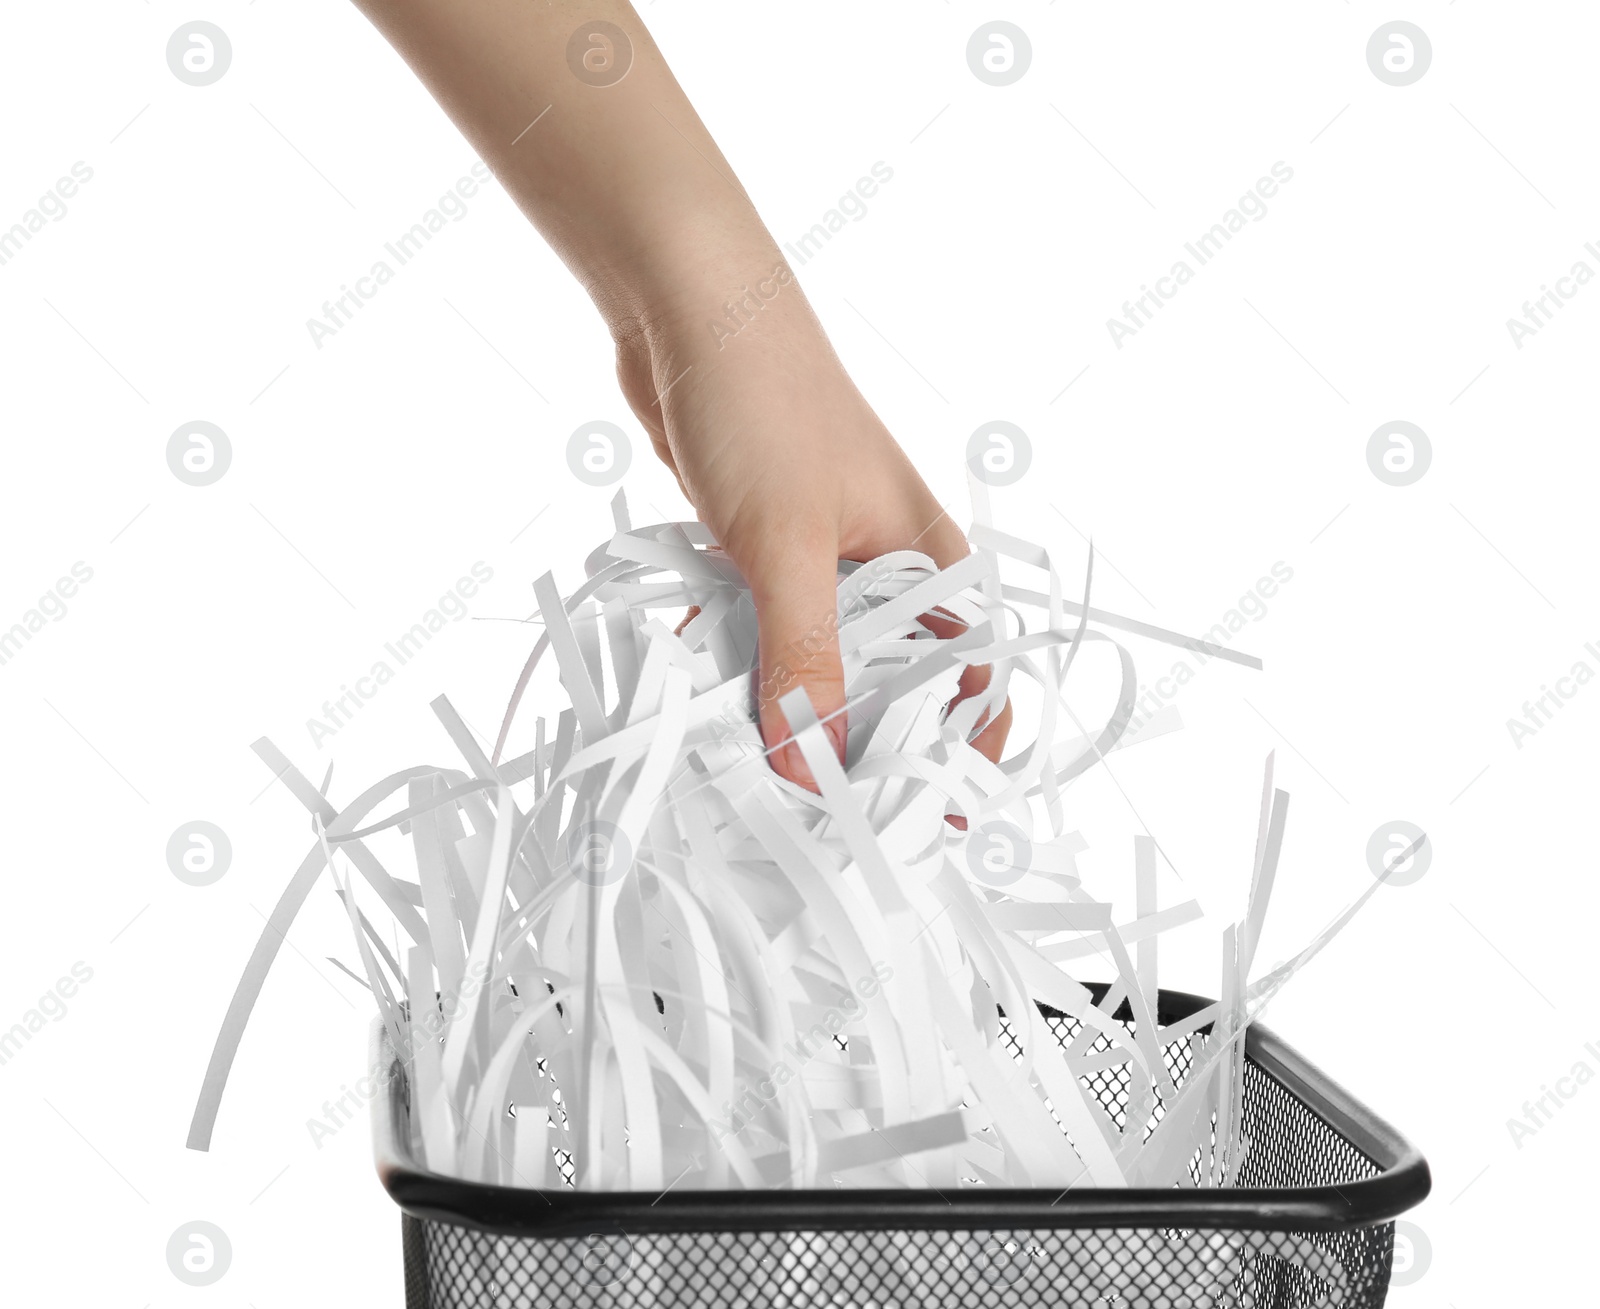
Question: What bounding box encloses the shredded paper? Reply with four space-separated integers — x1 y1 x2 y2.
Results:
188 490 1397 1193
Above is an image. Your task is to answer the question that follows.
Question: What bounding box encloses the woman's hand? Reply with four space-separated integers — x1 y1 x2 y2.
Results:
343 0 1009 786
613 265 1011 788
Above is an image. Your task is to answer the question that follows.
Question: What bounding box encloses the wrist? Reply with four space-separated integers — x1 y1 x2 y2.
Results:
596 209 795 350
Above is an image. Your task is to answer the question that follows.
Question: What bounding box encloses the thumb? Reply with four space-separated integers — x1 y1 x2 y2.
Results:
748 539 847 791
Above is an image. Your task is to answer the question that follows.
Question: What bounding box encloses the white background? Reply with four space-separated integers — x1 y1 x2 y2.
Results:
1 1 1593 1304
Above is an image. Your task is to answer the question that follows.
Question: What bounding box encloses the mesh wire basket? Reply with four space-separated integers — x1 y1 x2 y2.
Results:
373 986 1429 1309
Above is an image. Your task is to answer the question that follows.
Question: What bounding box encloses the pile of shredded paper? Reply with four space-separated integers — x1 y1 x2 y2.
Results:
188 492 1396 1191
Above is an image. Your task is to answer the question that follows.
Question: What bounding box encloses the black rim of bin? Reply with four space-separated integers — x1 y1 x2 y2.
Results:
370 984 1431 1239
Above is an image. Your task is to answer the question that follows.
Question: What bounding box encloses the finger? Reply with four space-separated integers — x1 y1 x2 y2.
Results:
748 538 847 792
969 695 1013 766
905 519 1014 769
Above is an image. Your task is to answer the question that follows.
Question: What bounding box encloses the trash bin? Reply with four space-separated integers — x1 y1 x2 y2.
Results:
372 985 1429 1309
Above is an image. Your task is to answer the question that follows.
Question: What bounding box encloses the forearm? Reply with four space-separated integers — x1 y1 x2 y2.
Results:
347 0 778 339
341 1 994 783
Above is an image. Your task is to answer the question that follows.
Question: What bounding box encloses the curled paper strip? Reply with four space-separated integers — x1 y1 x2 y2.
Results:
189 492 1380 1193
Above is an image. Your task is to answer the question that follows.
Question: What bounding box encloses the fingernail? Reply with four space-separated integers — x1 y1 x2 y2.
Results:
824 715 848 763
774 738 818 792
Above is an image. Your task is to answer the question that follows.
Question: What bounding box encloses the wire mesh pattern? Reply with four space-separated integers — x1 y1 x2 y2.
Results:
405 1212 1392 1309
394 1007 1397 1309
